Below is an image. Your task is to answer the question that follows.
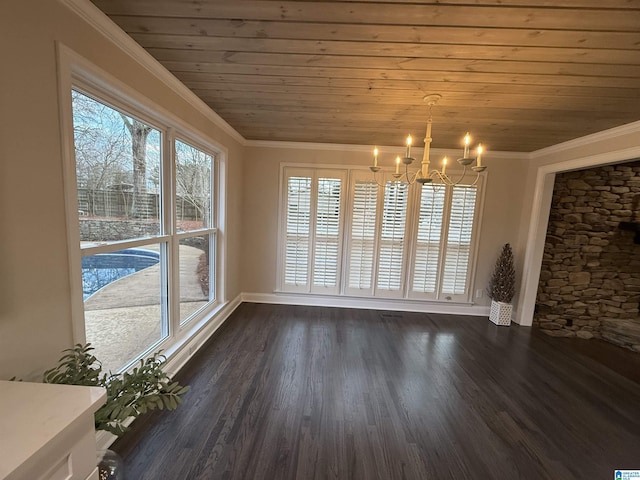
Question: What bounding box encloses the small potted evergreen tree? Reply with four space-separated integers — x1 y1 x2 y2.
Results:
487 243 516 326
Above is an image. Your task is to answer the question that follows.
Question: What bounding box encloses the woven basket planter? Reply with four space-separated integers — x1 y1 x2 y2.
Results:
489 300 512 326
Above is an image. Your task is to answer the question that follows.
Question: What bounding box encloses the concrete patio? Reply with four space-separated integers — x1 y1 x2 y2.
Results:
84 244 207 373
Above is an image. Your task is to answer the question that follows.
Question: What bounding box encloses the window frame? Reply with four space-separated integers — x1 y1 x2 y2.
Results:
58 46 226 372
172 136 219 326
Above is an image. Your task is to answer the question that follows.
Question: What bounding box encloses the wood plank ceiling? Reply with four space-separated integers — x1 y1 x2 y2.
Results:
90 0 640 152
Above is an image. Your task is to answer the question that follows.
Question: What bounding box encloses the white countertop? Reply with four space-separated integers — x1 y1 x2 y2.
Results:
0 381 106 480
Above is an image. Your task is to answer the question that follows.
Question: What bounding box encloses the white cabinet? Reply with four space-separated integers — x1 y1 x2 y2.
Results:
0 381 106 480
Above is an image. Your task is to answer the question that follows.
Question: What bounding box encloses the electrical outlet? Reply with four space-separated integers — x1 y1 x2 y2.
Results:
476 289 483 298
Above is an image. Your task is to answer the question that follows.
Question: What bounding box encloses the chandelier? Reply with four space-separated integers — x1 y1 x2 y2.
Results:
369 94 486 186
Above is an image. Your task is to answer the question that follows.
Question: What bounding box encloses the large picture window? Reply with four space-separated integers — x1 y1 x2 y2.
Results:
70 88 219 373
280 166 482 303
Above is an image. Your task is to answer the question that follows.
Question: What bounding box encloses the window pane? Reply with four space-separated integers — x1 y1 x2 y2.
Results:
349 181 378 289
83 244 167 373
313 178 342 288
285 176 311 286
442 185 477 295
413 185 445 293
179 235 211 323
377 181 408 291
175 140 213 232
72 90 161 245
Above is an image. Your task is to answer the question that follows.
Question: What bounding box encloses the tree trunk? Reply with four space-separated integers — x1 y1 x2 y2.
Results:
121 116 151 219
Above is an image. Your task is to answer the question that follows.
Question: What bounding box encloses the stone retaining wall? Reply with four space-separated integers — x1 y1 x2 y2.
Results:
535 161 640 352
80 219 160 242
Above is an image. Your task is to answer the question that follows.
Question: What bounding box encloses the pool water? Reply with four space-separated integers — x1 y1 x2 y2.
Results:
82 248 160 300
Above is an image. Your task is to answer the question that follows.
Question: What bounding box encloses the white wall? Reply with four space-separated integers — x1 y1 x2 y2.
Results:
0 0 245 380
241 143 528 308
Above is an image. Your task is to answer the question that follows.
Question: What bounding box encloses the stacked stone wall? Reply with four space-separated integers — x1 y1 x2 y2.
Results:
79 219 160 242
535 161 640 352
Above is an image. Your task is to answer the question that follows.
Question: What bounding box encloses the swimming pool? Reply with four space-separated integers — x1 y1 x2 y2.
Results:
82 248 160 299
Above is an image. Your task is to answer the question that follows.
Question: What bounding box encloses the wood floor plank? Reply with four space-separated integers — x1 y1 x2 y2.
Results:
113 303 640 479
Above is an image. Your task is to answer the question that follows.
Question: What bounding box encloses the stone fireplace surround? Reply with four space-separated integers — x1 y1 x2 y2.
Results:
535 161 640 352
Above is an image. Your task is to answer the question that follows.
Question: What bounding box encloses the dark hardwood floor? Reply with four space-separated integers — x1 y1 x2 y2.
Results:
113 303 640 479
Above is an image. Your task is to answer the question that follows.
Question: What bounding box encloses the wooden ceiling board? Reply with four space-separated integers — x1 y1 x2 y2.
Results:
108 17 640 51
161 62 640 88
130 34 640 66
179 77 640 100
90 0 640 151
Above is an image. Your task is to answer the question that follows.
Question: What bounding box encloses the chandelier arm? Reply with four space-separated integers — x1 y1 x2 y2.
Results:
428 169 453 186
371 168 386 188
406 167 421 185
445 166 472 186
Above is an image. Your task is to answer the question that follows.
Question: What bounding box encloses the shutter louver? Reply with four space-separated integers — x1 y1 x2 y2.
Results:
348 181 378 289
284 176 311 287
412 185 445 294
377 181 408 292
442 185 477 295
313 178 342 288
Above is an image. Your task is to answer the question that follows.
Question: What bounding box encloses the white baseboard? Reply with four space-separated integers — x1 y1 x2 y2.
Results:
162 294 243 377
241 292 491 317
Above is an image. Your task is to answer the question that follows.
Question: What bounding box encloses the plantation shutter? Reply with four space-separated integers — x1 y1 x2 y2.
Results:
311 174 346 293
376 181 409 295
281 165 483 302
280 168 346 293
411 184 446 297
441 185 478 297
346 177 379 293
283 174 312 291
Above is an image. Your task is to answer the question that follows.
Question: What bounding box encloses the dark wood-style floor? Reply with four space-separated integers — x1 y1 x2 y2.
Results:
113 303 640 479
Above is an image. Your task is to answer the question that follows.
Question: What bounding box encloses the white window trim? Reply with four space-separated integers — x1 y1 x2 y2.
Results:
57 44 227 368
172 135 220 326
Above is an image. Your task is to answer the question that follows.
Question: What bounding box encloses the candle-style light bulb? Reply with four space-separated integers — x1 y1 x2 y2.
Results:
373 147 379 167
442 156 448 175
476 144 484 167
395 155 401 174
463 132 471 158
406 135 412 158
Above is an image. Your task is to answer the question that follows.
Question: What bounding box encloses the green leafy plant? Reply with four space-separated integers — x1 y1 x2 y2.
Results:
42 344 189 436
487 243 516 303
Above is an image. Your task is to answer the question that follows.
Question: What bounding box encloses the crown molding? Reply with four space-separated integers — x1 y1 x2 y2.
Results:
57 0 246 145
530 120 640 160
